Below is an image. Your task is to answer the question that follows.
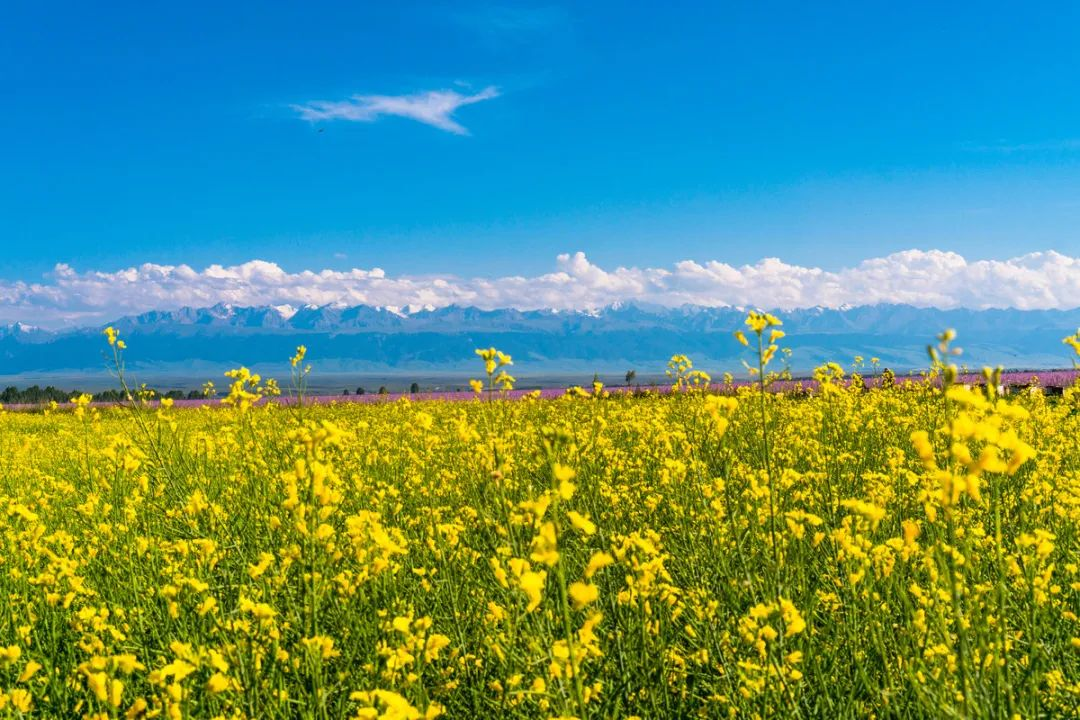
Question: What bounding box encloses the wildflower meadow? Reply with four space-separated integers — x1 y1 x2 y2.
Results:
1 317 1079 719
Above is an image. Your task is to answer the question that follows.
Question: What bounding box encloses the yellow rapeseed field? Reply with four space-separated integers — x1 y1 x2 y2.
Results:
1 317 1079 719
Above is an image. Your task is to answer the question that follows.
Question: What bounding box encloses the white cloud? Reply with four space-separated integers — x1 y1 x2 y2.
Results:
293 86 500 135
2 249 1078 328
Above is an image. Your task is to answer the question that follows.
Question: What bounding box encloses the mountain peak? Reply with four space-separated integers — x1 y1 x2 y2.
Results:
272 304 298 320
1 303 1077 377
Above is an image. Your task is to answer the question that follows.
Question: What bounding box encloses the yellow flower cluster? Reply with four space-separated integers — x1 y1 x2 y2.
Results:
0 323 1075 718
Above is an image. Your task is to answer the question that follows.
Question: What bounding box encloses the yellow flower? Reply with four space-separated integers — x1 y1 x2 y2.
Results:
17 660 41 683
301 635 340 661
350 689 443 719
206 672 231 694
518 569 547 612
290 344 307 367
85 671 109 702
566 510 596 535
568 582 599 609
530 522 560 566
910 430 937 469
840 498 886 525
553 463 576 483
779 598 806 637
424 634 451 661
112 654 145 674
585 551 615 579
0 645 21 666
9 689 32 712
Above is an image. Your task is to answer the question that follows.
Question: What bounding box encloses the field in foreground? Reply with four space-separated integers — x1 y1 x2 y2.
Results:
1 330 1079 718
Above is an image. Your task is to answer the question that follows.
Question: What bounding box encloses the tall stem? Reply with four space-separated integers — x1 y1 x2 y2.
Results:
992 481 1015 718
757 332 780 587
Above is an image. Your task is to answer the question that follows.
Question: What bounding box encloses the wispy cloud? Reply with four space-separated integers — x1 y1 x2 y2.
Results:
293 86 500 135
3 250 1079 328
961 138 1080 153
455 5 569 34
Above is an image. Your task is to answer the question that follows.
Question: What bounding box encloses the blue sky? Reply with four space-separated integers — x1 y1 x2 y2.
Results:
2 1 1080 293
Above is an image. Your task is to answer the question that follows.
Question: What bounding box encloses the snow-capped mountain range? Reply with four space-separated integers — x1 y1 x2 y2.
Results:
2 303 1078 376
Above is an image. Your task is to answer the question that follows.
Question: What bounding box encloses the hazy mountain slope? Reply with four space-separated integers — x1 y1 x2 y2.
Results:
1 303 1077 376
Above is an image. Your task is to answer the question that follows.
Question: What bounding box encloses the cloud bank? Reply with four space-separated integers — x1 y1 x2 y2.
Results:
2 249 1078 328
293 86 500 135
